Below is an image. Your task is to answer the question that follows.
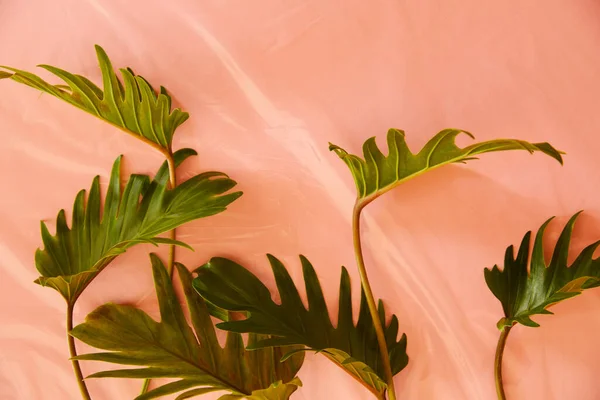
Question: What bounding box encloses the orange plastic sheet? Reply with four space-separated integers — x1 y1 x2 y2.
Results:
2 1 600 399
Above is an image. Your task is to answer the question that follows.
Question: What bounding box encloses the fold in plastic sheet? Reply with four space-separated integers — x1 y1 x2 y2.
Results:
2 1 600 399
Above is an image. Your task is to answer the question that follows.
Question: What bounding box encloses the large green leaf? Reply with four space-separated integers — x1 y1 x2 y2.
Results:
71 255 304 400
329 129 563 202
0 45 187 153
193 255 408 399
485 212 600 330
35 150 242 304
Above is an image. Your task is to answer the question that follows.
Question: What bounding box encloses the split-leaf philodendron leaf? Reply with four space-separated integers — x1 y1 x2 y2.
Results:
193 255 408 399
329 129 563 202
0 45 187 153
35 149 242 304
71 255 304 400
485 212 600 330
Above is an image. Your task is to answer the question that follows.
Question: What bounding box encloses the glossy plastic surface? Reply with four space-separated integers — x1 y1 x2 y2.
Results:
2 1 600 399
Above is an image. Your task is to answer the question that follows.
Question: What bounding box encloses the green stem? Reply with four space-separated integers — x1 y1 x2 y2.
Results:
141 153 178 396
494 326 512 400
352 203 397 400
139 379 151 394
67 303 92 400
165 153 177 278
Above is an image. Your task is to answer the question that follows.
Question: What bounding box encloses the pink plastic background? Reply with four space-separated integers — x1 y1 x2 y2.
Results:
2 1 600 399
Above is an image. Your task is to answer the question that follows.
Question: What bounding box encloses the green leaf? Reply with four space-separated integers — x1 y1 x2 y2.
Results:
193 255 408 399
0 45 188 153
329 128 563 202
485 212 600 329
35 150 242 304
71 255 304 400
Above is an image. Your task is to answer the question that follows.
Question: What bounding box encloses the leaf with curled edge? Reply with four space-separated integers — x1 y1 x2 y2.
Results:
35 149 242 305
0 45 188 154
485 212 600 330
329 128 563 203
193 255 408 399
71 255 304 400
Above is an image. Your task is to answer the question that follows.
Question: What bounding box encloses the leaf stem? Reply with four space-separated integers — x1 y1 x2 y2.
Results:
352 203 397 400
494 326 512 400
67 303 92 400
140 152 178 396
165 153 177 278
139 379 150 394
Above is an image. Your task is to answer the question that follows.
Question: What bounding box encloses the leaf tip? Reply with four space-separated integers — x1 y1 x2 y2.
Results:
534 142 565 165
460 129 475 140
94 44 108 57
328 142 346 155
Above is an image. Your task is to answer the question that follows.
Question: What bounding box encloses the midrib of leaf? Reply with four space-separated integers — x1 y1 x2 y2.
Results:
97 313 250 396
6 72 175 158
322 352 384 400
100 116 173 157
357 142 518 208
512 286 580 321
512 265 599 322
62 256 116 306
74 237 160 280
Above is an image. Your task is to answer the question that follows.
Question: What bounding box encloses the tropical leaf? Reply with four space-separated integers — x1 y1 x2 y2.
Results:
193 255 408 399
329 128 563 202
71 255 304 400
35 149 242 304
0 45 187 153
485 212 600 330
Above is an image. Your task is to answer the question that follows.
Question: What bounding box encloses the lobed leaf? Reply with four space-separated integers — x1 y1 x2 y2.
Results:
71 255 304 400
485 212 600 329
35 149 242 304
193 255 408 399
0 45 188 153
329 129 563 202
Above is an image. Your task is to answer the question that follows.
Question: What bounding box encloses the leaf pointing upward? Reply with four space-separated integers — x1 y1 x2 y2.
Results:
193 255 408 399
485 212 600 330
71 255 304 400
35 150 242 304
0 45 188 153
329 129 563 202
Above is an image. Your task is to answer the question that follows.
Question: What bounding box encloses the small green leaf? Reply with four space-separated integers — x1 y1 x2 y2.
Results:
485 212 600 329
329 129 563 202
1 45 188 153
71 255 303 400
35 151 242 304
193 255 408 398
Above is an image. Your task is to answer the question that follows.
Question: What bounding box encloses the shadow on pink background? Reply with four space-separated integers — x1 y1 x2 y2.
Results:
2 1 600 399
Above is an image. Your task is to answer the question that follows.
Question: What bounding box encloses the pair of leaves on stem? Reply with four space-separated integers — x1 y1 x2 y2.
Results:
71 255 304 400
74 252 408 399
0 45 186 154
32 145 303 399
486 212 600 330
34 149 241 305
